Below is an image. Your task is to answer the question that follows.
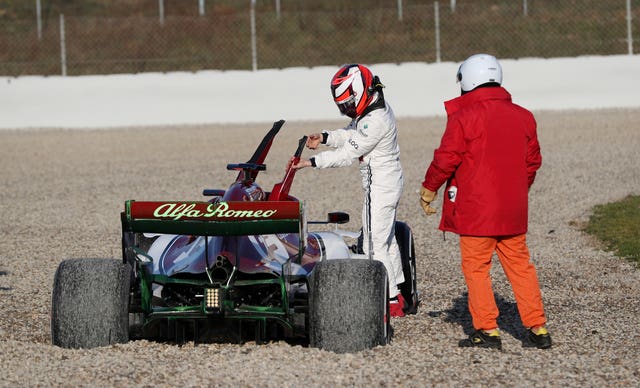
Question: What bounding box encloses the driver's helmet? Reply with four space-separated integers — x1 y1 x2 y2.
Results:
330 64 376 119
242 182 264 201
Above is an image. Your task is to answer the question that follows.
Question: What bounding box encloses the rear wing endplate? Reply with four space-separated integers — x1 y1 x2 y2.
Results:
123 200 303 236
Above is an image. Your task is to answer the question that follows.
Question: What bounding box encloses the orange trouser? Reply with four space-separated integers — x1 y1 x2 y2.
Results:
459 234 547 331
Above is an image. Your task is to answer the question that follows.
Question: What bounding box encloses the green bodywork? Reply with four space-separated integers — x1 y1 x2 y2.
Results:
121 200 307 338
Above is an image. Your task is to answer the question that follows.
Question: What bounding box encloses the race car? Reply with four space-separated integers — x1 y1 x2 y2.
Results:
50 120 418 353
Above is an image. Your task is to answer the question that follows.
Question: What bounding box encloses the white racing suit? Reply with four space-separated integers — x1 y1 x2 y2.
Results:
312 101 405 298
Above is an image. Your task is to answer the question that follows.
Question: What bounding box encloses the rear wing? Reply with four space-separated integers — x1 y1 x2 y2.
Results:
122 200 303 236
237 119 285 183
269 135 307 201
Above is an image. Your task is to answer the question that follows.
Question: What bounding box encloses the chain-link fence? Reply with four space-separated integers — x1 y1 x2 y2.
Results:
1 0 638 76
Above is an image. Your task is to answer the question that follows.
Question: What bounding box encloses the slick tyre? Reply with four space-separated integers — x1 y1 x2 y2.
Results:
309 259 389 353
395 221 419 314
51 258 131 349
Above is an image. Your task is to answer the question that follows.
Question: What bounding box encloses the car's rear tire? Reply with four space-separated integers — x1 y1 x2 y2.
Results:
395 221 419 314
51 258 131 349
308 259 389 353
354 222 419 314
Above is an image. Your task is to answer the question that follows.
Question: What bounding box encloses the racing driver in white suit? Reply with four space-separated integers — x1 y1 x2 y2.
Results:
290 63 407 317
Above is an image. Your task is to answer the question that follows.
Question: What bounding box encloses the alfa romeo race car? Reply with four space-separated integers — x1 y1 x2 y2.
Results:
50 120 418 353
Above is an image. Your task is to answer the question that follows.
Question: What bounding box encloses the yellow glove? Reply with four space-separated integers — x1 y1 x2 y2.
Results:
419 186 437 216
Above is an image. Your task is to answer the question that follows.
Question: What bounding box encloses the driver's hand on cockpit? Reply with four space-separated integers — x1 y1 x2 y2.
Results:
289 157 312 170
306 133 322 150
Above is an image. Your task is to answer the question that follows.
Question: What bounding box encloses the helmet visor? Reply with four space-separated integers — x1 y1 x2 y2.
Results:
336 95 357 118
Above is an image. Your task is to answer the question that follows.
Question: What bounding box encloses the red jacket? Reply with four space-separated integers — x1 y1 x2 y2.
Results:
422 87 541 236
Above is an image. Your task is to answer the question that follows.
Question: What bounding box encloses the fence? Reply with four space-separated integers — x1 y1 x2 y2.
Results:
0 0 638 76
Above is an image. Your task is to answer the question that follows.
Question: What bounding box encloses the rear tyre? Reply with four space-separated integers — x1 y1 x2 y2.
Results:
51 258 131 349
395 221 419 314
355 222 419 314
308 259 389 353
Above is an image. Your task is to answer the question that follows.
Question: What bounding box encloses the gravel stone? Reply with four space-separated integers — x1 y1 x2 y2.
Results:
0 109 639 386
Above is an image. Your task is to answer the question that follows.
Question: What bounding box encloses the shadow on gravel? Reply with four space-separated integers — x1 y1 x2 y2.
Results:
429 293 527 341
0 270 11 291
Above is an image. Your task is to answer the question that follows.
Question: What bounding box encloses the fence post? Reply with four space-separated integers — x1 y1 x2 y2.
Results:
397 0 403 22
451 0 455 13
199 0 205 16
523 0 528 17
276 0 281 20
36 0 42 40
59 14 67 76
251 0 257 71
159 0 165 25
434 1 441 63
627 0 633 55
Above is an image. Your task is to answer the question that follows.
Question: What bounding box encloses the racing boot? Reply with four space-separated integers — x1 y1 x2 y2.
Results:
458 329 502 349
389 294 406 317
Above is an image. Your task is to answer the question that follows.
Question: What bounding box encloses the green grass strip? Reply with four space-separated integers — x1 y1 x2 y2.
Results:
582 195 640 266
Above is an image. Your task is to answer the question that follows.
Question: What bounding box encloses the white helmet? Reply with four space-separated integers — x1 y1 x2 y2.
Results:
456 53 502 92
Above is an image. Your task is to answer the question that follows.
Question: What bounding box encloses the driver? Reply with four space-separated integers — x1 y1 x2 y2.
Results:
290 63 407 317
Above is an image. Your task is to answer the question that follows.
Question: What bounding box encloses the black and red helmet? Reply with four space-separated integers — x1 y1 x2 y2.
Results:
330 64 376 119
